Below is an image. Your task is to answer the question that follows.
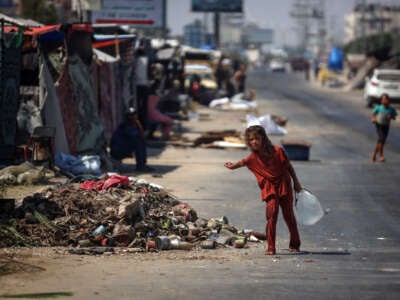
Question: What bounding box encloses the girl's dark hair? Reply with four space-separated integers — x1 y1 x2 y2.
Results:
244 125 274 153
381 93 390 100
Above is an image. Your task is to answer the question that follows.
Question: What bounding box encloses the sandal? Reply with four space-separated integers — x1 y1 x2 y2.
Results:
289 248 300 253
265 250 276 255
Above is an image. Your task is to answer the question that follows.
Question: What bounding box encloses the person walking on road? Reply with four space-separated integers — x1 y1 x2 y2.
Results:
370 93 397 163
233 63 247 93
224 125 302 255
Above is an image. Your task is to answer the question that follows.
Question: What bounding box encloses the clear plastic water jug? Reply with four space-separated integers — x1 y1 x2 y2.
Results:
294 189 324 225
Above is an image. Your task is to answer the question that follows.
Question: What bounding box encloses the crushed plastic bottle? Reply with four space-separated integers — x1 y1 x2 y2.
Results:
294 189 324 225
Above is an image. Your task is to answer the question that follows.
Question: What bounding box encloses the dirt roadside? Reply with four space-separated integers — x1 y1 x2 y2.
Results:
0 79 373 298
0 102 266 296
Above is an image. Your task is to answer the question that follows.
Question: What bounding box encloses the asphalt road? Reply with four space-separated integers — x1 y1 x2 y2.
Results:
141 68 400 300
1 69 399 300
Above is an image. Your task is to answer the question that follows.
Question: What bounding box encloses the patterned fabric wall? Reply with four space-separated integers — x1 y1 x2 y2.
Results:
0 30 22 163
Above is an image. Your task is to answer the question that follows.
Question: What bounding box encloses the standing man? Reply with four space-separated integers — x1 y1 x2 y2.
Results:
233 63 247 94
135 40 150 129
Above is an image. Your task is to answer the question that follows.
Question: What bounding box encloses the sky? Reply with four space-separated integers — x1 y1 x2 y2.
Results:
166 0 397 47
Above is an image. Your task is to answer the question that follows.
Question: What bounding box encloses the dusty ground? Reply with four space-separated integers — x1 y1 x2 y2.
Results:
0 239 268 297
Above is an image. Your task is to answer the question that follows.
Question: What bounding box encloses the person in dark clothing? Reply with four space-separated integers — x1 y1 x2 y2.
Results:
215 57 226 90
233 63 247 93
110 108 153 172
224 76 236 99
135 44 150 129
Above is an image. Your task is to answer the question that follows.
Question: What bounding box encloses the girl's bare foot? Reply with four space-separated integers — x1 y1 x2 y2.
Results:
379 156 385 162
371 154 376 163
265 250 276 255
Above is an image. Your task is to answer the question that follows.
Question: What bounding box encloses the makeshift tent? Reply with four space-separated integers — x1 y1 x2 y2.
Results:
92 33 137 140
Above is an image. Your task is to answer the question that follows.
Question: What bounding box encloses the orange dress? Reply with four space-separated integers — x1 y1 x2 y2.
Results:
241 146 292 202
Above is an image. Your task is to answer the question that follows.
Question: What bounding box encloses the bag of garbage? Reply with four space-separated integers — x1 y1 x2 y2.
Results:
294 189 324 225
246 114 287 135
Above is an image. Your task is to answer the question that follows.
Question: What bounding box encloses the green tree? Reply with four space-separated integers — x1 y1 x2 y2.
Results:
343 33 393 60
20 0 58 25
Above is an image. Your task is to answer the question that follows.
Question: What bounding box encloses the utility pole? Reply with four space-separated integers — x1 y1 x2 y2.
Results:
214 12 220 49
290 0 325 57
359 0 367 54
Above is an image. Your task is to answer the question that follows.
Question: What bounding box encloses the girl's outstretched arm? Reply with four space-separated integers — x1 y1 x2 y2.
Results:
224 160 245 170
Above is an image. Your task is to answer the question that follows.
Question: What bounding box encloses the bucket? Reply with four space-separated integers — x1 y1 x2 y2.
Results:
281 140 311 161
155 236 170 250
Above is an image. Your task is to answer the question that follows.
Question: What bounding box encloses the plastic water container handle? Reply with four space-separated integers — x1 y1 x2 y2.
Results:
295 188 312 208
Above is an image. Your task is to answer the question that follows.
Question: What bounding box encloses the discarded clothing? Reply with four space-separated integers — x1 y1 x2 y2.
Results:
55 152 102 176
80 174 129 191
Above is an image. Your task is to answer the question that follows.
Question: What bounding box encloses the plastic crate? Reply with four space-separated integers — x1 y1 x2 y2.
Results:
281 140 311 161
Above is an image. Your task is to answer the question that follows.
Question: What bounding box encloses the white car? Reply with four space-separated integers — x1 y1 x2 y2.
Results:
364 69 400 107
269 59 286 72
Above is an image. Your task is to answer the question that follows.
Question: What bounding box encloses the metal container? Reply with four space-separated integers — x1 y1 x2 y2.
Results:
146 240 156 251
233 239 246 248
168 236 181 249
201 240 216 249
92 225 105 237
174 241 193 250
155 236 171 250
250 231 266 240
78 239 93 247
215 216 229 224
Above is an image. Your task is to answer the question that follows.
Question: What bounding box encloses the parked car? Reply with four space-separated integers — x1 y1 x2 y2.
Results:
364 69 400 107
269 59 286 72
289 57 309 71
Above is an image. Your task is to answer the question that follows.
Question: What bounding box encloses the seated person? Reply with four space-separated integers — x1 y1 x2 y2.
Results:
147 81 174 140
110 107 153 172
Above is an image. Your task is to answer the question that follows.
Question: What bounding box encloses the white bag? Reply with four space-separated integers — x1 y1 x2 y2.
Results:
246 114 287 135
294 189 324 225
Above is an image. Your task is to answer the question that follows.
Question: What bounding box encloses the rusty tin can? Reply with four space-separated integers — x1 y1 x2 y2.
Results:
201 240 216 249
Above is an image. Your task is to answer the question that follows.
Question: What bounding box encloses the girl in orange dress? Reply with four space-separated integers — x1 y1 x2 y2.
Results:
224 125 302 255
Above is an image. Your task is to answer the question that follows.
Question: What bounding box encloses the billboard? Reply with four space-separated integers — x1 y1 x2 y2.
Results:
192 0 243 13
0 0 13 8
92 0 164 28
244 28 274 44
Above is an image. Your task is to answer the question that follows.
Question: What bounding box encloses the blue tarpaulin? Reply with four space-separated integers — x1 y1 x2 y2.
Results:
328 47 343 71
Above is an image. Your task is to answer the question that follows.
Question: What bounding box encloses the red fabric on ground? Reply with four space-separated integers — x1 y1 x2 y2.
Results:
80 175 129 191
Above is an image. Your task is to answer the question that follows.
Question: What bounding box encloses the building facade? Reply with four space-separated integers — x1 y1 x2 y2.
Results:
183 19 204 48
345 3 400 43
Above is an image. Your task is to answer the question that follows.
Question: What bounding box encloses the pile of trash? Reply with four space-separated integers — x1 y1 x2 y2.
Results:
0 174 265 254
